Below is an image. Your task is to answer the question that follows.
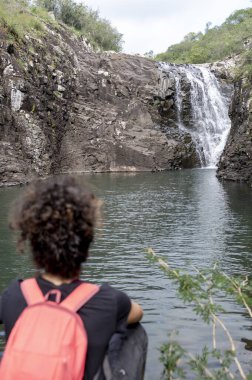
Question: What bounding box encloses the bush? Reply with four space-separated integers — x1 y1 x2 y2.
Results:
155 7 252 68
35 0 123 51
0 0 123 51
0 0 45 40
235 50 252 80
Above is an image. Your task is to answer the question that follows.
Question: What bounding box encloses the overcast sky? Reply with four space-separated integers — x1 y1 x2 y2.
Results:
81 0 251 54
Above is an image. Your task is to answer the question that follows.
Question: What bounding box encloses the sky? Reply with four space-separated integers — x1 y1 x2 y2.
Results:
81 0 251 55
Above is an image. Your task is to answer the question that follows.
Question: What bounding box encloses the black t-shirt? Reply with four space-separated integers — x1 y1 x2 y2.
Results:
0 277 131 380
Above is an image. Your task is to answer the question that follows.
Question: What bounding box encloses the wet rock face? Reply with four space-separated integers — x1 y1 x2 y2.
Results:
0 21 203 186
59 52 200 175
0 25 77 185
217 78 252 185
4 19 252 186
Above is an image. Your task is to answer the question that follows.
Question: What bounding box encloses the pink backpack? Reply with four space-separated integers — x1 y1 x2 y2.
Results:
0 278 99 380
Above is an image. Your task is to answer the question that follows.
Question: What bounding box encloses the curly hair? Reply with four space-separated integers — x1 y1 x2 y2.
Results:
9 176 99 279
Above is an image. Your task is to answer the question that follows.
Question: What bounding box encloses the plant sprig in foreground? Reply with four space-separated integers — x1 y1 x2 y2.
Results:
146 248 252 380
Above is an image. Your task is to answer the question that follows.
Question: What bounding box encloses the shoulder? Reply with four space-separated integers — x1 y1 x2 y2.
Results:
98 283 130 302
98 284 131 319
2 279 23 300
1 278 27 311
78 283 131 319
0 279 27 335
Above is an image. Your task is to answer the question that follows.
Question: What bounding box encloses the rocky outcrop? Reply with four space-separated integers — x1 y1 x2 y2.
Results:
1 13 252 187
0 19 202 186
214 46 252 186
217 76 252 185
0 25 77 185
58 52 199 175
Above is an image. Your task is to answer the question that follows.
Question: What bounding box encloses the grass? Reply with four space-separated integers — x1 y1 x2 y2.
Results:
0 0 59 41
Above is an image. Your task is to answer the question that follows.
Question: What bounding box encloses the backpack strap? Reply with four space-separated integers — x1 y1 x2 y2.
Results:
60 283 100 312
20 278 45 306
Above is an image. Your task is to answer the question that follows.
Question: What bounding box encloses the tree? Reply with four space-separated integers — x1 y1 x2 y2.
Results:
155 7 252 67
205 21 212 33
144 50 154 58
36 0 58 12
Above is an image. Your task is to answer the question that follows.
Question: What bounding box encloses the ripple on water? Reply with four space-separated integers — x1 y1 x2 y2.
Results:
1 170 252 379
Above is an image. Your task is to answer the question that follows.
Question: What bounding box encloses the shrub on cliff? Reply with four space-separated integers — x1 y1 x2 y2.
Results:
235 49 252 81
0 0 45 40
35 0 123 52
0 0 123 51
156 7 252 66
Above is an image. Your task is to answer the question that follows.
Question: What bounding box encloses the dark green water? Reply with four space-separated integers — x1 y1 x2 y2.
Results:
1 169 252 378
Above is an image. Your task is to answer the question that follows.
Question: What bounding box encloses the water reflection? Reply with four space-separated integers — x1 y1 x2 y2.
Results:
219 180 252 274
0 170 252 378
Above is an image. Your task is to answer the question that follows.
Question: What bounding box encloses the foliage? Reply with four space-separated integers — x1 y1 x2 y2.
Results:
34 0 123 51
0 0 45 40
236 50 252 80
146 248 252 380
155 7 252 78
0 0 123 51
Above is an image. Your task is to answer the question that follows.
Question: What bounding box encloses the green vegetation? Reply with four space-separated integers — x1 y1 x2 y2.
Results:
156 7 252 78
0 0 123 51
236 49 252 80
34 0 123 51
146 248 252 380
0 0 46 40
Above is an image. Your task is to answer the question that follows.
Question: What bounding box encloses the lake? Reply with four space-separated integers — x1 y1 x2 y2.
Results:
1 169 252 378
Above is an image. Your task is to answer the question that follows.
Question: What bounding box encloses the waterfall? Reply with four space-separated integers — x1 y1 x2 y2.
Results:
159 63 231 168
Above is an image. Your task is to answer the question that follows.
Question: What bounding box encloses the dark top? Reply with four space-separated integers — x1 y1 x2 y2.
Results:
0 277 131 380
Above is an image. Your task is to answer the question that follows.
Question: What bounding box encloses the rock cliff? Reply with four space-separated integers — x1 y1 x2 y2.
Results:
0 18 203 186
0 15 246 187
217 73 252 186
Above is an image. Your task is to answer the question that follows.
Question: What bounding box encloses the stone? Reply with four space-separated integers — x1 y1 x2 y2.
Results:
11 88 24 112
0 15 248 186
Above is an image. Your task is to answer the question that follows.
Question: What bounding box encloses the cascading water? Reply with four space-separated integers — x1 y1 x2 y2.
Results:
159 63 231 168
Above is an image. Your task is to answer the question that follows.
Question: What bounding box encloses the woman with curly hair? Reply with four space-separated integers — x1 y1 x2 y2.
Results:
0 176 144 379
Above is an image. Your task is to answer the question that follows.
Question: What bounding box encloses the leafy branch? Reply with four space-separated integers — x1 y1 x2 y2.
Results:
145 248 252 380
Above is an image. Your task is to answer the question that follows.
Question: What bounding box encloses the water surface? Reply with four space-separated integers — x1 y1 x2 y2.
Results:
1 169 252 378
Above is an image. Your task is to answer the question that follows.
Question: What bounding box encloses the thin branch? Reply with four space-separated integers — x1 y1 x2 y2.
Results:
211 302 217 350
147 249 248 380
222 272 252 319
186 352 215 379
199 283 245 379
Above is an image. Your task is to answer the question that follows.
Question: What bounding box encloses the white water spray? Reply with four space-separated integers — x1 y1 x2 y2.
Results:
160 63 231 168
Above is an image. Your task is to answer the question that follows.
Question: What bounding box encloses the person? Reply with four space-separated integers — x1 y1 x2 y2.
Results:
0 176 144 379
